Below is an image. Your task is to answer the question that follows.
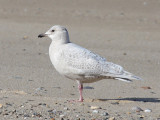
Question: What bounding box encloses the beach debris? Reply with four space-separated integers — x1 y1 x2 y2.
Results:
50 118 55 120
92 110 99 114
38 103 46 106
13 90 27 95
60 114 65 118
144 109 152 113
64 107 69 110
111 101 119 105
132 106 143 112
109 117 115 120
38 52 42 55
24 114 30 117
127 112 131 115
23 36 28 40
0 104 3 108
80 103 84 106
150 91 156 94
139 115 145 119
90 106 101 110
0 90 27 95
21 105 24 108
101 112 109 116
22 48 26 51
48 109 56 114
5 103 13 106
141 86 151 90
123 52 127 55
35 87 47 92
83 86 94 89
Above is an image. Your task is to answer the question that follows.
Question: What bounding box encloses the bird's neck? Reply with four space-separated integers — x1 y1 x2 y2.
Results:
51 32 70 45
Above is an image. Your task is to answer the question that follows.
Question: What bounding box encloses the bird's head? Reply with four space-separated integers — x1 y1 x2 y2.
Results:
38 25 70 43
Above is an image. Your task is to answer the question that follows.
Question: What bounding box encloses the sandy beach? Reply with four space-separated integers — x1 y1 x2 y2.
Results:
0 0 160 119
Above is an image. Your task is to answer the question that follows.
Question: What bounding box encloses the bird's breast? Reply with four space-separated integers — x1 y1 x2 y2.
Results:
49 44 74 76
49 46 64 73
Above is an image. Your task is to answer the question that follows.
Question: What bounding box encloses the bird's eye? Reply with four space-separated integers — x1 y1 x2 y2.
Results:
51 30 55 32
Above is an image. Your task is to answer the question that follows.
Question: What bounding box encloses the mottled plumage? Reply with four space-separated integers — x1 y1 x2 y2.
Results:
38 25 142 102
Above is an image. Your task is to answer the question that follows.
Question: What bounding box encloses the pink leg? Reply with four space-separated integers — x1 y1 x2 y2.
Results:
78 83 83 102
67 81 83 103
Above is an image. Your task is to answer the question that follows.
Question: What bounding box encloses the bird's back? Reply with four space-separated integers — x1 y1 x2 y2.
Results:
49 42 125 83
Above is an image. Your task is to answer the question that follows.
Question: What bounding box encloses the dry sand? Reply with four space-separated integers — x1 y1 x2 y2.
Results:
0 0 160 119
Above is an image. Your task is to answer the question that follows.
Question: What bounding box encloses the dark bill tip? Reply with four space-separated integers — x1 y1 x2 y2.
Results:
38 33 46 38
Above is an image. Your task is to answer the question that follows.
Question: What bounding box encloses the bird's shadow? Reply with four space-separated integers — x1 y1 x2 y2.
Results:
97 97 160 103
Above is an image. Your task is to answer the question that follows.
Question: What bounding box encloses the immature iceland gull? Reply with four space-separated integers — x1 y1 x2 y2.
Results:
38 25 142 102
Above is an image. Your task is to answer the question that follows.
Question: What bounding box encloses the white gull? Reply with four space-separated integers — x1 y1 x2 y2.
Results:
38 25 142 102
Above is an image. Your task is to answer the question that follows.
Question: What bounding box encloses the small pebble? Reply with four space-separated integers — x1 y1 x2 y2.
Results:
24 114 30 117
35 87 45 91
90 106 101 110
64 107 69 110
48 109 56 114
139 115 145 118
123 53 127 55
22 49 26 51
92 110 99 114
127 112 131 115
48 110 53 113
38 103 46 106
111 102 119 105
38 53 42 55
101 112 109 116
83 86 94 89
60 114 65 118
0 104 3 108
80 103 84 106
141 86 151 90
36 87 42 91
132 107 143 112
21 105 24 108
144 109 152 113
109 117 115 120
23 36 28 40
50 118 55 120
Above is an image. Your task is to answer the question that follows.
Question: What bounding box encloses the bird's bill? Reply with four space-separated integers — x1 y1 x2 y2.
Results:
38 33 48 38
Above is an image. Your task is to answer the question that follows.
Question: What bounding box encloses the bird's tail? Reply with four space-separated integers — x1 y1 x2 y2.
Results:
114 71 143 82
